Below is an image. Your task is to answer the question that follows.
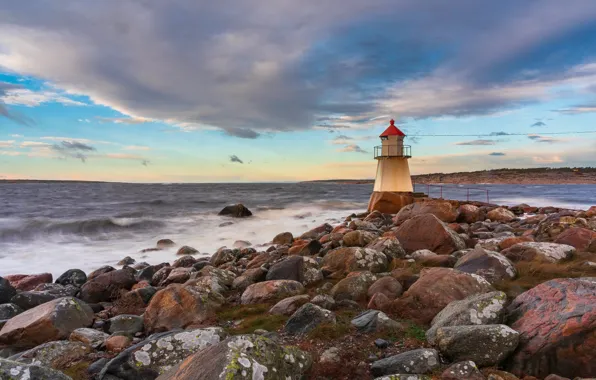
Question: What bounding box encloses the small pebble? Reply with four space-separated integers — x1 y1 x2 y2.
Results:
374 338 390 349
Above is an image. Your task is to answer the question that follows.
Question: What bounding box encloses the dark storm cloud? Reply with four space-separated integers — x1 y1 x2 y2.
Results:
2 1 596 132
50 140 96 162
0 82 34 126
531 121 546 127
229 155 244 164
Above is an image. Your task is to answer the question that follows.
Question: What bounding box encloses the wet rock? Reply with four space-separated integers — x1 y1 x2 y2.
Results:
0 297 94 349
11 290 62 310
88 265 115 280
426 291 508 344
70 327 109 348
371 348 440 377
506 277 596 379
241 280 305 305
300 223 333 240
351 310 401 333
232 268 267 291
284 303 336 335
395 214 466 255
501 242 575 263
454 247 517 284
0 303 23 320
233 240 252 249
272 231 294 245
0 358 71 379
55 269 87 287
176 246 199 255
330 271 377 302
157 239 176 248
322 247 388 277
288 239 322 255
172 255 197 268
487 207 516 222
366 236 407 260
367 276 403 300
343 230 378 247
458 204 482 223
218 203 253 217
310 294 335 310
395 200 459 224
441 361 484 380
79 268 137 303
0 277 17 304
101 327 227 379
269 295 310 316
436 324 519 367
392 268 494 325
118 256 136 265
112 286 157 315
553 227 596 250
210 247 235 266
106 314 144 335
144 284 224 333
266 256 304 282
9 340 91 371
4 273 53 291
106 335 132 353
151 266 173 286
156 334 312 380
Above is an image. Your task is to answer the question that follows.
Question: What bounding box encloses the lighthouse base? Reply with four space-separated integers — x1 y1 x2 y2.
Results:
367 191 416 214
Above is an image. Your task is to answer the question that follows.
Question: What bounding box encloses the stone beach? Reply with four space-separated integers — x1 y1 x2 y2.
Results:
1 200 596 380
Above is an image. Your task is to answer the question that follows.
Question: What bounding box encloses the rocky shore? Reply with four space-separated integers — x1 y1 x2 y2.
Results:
1 201 596 380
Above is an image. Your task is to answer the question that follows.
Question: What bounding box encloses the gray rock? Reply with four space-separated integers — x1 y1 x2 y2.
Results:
351 310 402 333
231 268 267 291
118 256 136 265
441 360 484 380
320 347 341 364
284 303 335 335
0 303 23 320
70 327 109 349
0 277 17 304
371 349 440 377
101 327 227 379
269 295 310 316
10 291 58 310
411 249 437 261
0 358 71 379
454 247 517 284
426 291 508 344
156 334 311 380
106 315 144 335
310 294 336 310
374 339 390 349
9 340 91 368
266 256 304 282
435 324 519 367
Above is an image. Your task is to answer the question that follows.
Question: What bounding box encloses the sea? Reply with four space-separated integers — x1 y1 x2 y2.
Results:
1 182 595 277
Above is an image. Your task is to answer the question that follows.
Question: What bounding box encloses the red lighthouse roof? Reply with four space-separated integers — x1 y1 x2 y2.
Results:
380 119 406 137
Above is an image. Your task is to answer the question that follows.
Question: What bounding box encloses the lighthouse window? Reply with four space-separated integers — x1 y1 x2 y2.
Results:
381 136 388 141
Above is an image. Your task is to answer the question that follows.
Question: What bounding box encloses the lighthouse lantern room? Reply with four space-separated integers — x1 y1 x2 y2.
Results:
372 119 413 193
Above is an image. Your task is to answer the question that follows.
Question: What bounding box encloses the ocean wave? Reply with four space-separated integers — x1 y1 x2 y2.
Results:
0 217 165 241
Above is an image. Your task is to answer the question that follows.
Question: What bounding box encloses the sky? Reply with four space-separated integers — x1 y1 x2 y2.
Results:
1 0 596 182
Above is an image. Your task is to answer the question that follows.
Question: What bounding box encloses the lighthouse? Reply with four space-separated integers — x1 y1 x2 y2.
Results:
367 119 415 213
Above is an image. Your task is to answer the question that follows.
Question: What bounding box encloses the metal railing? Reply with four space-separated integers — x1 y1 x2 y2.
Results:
414 183 490 204
374 145 412 159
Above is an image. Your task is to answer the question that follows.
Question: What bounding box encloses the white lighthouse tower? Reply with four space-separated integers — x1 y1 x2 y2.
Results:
367 119 415 213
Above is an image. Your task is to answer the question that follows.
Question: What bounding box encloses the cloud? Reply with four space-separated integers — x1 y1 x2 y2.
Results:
20 141 51 148
455 139 497 146
124 145 150 151
554 104 596 114
78 118 90 123
338 144 368 153
229 155 244 164
0 82 34 125
531 121 546 127
10 134 24 138
527 134 567 143
50 140 96 162
489 132 511 136
2 1 596 134
141 160 149 166
533 155 564 163
97 117 151 124
0 140 15 148
331 135 354 145
1 88 86 107
488 152 506 156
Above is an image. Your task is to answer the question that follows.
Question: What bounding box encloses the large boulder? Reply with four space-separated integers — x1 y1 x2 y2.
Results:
366 236 407 260
501 242 575 263
435 325 519 367
391 268 494 324
55 269 87 287
458 204 482 223
426 291 508 344
553 227 596 250
240 280 304 305
0 297 94 349
156 335 312 380
144 284 224 333
266 256 304 282
79 268 137 303
9 340 92 371
367 191 414 214
487 207 516 222
371 348 440 377
342 230 378 247
0 358 71 379
272 231 294 245
394 214 466 255
218 204 252 217
232 268 267 291
11 284 78 310
0 303 23 320
506 277 596 379
69 327 109 348
284 303 336 335
330 271 377 302
100 327 227 379
0 276 17 304
367 276 403 300
4 273 53 291
394 200 459 224
321 247 388 277
454 247 517 284
269 295 310 316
